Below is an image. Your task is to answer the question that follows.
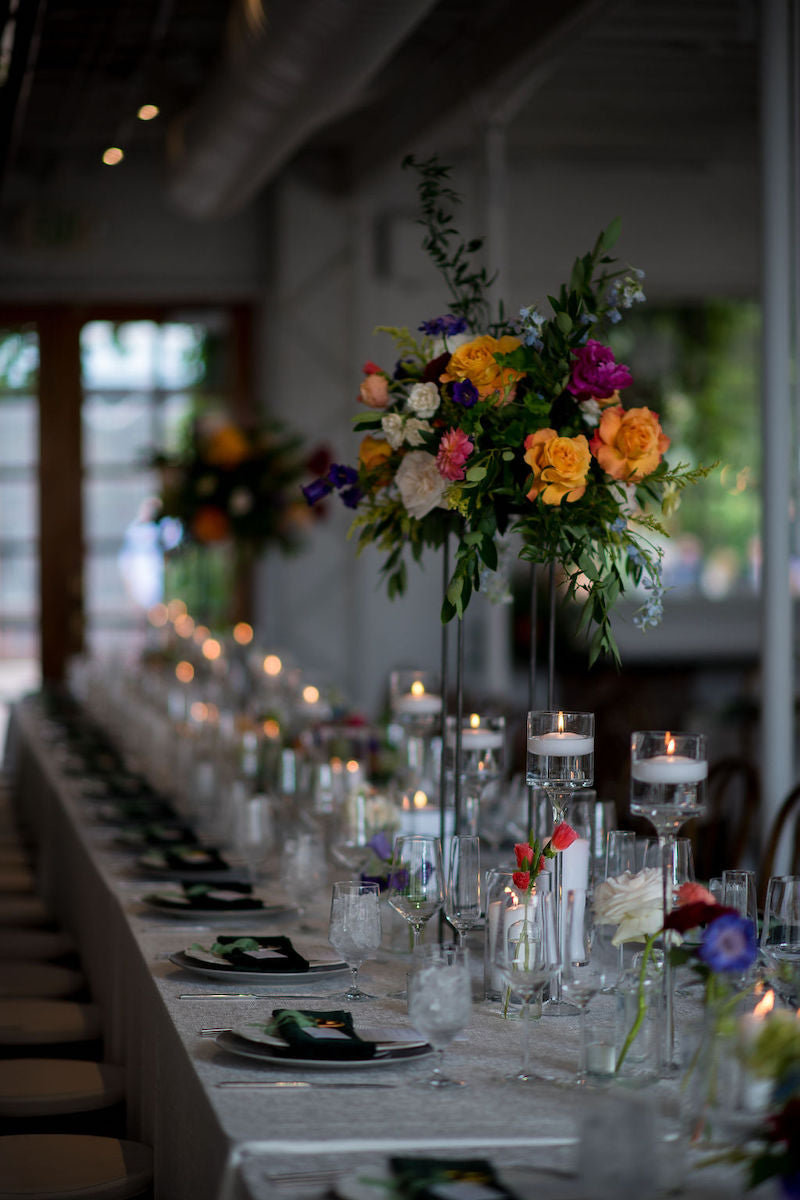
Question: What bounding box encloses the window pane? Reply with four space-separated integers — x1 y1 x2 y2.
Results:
155 324 208 388
86 553 157 619
83 393 153 466
0 552 37 614
0 398 37 467
0 330 38 389
84 478 157 541
0 481 37 541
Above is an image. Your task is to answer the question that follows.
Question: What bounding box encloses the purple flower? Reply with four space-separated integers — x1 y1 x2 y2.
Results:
339 485 363 509
566 339 633 400
360 872 388 893
419 314 467 337
327 463 358 488
366 831 393 860
698 913 758 974
302 479 331 506
387 867 409 891
452 380 479 408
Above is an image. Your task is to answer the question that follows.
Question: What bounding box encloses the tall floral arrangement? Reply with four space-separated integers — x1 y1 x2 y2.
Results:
303 156 709 663
153 411 323 555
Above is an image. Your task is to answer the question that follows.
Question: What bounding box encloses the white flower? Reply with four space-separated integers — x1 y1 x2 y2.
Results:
403 417 432 447
580 398 602 428
406 382 440 419
381 413 405 449
229 486 253 515
593 868 663 945
395 451 447 519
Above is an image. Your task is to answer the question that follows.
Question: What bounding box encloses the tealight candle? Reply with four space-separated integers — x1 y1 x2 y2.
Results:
527 730 594 757
631 756 708 784
393 691 442 716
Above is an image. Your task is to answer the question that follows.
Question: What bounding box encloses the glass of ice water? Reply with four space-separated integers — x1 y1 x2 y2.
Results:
407 944 472 1087
328 880 382 1001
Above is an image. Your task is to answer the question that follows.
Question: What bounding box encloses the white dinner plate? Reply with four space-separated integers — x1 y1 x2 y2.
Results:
169 950 349 983
141 894 293 922
215 1029 432 1069
136 852 239 882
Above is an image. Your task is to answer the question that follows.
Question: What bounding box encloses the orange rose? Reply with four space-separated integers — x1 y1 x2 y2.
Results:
590 405 670 481
358 374 390 409
358 435 393 487
203 425 250 468
191 505 230 543
440 334 523 401
524 428 590 504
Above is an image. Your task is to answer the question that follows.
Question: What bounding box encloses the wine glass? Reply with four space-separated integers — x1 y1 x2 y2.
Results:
386 835 444 952
561 889 615 1082
760 875 800 1008
630 730 708 1070
327 880 382 1002
407 944 472 1087
445 835 481 946
494 890 560 1082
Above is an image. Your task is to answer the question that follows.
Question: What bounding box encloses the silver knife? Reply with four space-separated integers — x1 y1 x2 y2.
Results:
216 1080 397 1089
178 993 337 1000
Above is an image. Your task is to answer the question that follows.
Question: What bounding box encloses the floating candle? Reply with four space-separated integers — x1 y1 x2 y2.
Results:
631 756 708 784
528 730 594 757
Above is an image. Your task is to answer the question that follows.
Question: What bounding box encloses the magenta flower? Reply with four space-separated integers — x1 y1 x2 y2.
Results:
436 428 473 481
566 339 633 400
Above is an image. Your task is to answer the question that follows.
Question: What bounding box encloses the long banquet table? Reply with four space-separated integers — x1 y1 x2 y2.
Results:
3 697 756 1200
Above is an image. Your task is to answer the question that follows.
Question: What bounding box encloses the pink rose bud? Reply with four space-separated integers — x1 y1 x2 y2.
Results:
550 822 578 852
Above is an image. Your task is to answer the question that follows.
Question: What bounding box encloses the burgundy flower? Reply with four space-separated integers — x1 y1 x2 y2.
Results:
664 901 737 934
567 339 633 400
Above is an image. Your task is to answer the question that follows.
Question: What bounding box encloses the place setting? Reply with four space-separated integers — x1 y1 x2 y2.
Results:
139 880 294 922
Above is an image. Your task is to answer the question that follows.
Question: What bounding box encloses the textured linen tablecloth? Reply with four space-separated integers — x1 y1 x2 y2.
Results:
3 698 760 1200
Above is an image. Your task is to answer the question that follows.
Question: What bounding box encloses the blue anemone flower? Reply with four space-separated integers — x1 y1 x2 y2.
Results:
452 380 479 408
698 913 758 974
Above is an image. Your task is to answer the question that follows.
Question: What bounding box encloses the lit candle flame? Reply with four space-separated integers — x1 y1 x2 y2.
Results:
665 732 675 755
557 711 565 734
413 790 428 809
470 713 481 729
753 990 775 1018
411 680 425 698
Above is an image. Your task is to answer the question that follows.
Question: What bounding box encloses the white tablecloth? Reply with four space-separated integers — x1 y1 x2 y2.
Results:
4 698 758 1200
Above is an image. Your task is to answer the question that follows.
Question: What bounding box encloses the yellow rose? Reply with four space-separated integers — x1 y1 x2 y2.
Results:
440 334 523 401
358 435 393 488
524 428 591 504
590 405 670 481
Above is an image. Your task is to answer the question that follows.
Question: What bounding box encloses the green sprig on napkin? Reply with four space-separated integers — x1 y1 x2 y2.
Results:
263 1008 378 1061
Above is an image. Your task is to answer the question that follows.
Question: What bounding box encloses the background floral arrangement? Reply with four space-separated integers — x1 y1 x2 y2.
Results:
303 156 710 663
154 411 324 554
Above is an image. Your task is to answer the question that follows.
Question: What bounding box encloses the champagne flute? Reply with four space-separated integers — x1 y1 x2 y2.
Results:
494 890 560 1082
561 889 614 1082
445 835 481 946
327 880 382 1002
407 944 472 1087
386 835 444 952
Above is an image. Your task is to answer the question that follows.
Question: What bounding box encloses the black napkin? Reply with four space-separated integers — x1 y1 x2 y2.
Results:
160 846 230 872
178 883 262 911
389 1158 521 1200
211 935 308 972
266 1008 377 1061
118 823 197 848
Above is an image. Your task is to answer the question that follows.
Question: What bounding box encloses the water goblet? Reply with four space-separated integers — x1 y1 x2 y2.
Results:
760 875 800 1008
561 889 615 1083
445 835 482 947
605 830 637 879
386 834 444 953
327 880 382 1002
630 730 708 1071
407 943 472 1087
494 890 560 1082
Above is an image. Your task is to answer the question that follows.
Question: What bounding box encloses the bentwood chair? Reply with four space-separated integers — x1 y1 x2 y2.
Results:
757 782 800 907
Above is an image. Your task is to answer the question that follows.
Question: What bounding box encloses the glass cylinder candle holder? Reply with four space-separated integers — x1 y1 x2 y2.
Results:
630 731 708 837
389 670 442 735
446 713 505 836
526 711 594 795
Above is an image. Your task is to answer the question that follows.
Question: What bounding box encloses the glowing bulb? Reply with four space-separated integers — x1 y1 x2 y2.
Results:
192 624 209 644
147 603 168 627
102 147 124 166
262 718 280 739
233 622 253 645
413 790 428 809
167 599 187 620
137 104 159 121
263 654 282 676
302 685 320 704
346 760 360 774
190 702 208 722
202 638 222 661
175 661 194 683
174 614 194 638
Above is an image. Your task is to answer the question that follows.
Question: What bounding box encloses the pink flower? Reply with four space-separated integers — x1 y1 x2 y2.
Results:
550 822 578 852
358 374 390 409
676 882 717 907
567 339 632 401
512 870 530 891
514 842 534 869
436 427 473 481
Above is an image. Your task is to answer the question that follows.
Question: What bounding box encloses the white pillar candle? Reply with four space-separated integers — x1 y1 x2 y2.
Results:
632 756 708 784
528 731 594 756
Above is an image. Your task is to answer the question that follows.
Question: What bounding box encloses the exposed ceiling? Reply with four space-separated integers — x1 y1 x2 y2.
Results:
0 0 759 220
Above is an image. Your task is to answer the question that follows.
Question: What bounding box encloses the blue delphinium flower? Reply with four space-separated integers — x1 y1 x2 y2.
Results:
627 544 644 567
452 379 479 408
611 516 627 533
698 913 758 974
418 314 467 337
516 305 545 350
328 464 358 488
340 485 363 509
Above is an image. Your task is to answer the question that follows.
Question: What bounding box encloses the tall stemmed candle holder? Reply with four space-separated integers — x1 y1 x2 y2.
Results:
526 710 594 1012
630 730 708 1071
445 714 504 836
389 670 442 803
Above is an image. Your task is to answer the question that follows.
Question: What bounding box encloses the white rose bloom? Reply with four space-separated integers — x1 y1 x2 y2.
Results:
406 382 440 419
580 398 602 428
593 868 663 945
381 413 405 449
403 418 432 447
396 451 447 519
